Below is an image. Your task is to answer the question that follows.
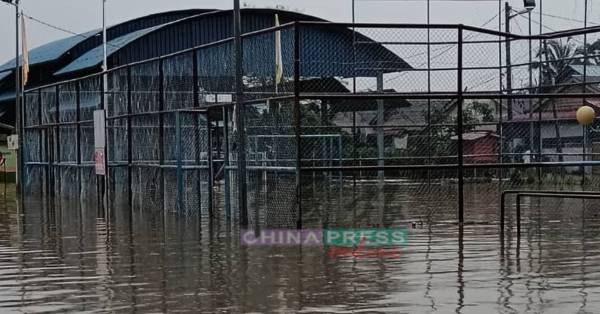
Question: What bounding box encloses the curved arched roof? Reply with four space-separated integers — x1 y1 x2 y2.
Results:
54 8 410 78
55 25 163 75
0 9 215 74
0 29 98 73
56 10 225 76
0 71 11 82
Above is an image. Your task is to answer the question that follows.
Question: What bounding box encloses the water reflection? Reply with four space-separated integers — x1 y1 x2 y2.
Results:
0 183 598 312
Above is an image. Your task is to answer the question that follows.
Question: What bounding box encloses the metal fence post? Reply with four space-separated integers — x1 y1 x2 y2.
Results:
56 85 62 213
20 91 27 204
537 38 544 184
516 193 521 240
457 26 464 225
223 107 231 221
126 67 133 218
234 0 248 227
207 113 214 220
38 89 44 207
76 83 82 209
191 50 204 220
159 58 165 219
175 111 183 214
192 50 199 108
294 22 302 229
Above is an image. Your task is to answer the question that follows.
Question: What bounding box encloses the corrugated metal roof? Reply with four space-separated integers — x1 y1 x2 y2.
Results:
0 71 11 82
0 9 214 77
55 11 224 76
56 9 409 77
55 26 161 75
0 29 99 73
0 91 15 103
570 65 600 77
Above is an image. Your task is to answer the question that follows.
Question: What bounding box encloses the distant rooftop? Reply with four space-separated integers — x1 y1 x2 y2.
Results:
569 64 600 77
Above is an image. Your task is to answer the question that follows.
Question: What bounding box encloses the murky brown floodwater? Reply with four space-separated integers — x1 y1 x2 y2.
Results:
1 182 600 313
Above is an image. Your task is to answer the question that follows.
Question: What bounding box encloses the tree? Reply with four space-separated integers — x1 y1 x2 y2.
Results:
577 38 600 65
533 38 582 86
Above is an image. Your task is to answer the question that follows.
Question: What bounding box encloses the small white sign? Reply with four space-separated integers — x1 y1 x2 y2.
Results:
7 135 18 150
93 110 106 149
217 93 233 103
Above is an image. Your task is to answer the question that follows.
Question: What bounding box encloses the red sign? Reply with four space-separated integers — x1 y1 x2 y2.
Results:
94 148 106 176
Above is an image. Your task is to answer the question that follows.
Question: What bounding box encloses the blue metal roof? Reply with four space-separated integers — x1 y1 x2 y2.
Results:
0 9 214 78
55 26 161 75
0 91 15 103
0 29 99 73
55 9 409 78
54 11 227 76
0 71 10 82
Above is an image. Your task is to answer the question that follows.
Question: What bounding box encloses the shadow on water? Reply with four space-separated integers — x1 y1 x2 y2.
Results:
0 182 599 312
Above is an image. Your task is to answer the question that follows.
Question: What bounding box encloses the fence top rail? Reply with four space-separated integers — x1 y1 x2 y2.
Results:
300 92 600 100
516 193 600 199
297 21 600 41
502 190 600 197
301 161 600 172
23 20 600 94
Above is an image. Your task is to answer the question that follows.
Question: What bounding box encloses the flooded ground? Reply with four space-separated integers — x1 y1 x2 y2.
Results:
0 182 600 313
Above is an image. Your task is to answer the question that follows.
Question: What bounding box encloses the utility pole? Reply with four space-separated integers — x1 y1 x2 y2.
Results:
505 1 536 158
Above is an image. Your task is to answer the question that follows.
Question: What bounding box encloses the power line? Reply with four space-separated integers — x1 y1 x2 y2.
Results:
1 1 118 49
512 5 600 26
382 11 501 86
22 14 95 40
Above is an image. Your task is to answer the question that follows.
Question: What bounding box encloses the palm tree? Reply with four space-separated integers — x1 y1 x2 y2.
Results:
534 38 582 87
577 38 600 65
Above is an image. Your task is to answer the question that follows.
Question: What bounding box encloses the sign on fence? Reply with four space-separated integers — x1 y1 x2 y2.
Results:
94 110 106 176
94 148 106 176
7 135 18 150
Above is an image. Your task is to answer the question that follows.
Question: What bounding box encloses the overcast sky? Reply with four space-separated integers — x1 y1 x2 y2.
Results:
0 0 597 65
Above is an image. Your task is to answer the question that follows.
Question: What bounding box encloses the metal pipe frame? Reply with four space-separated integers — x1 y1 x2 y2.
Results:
500 189 600 238
301 161 600 172
510 192 600 252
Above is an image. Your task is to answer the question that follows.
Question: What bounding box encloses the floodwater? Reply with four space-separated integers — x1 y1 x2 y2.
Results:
1 182 600 313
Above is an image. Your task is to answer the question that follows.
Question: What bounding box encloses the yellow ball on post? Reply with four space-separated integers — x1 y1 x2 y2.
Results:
576 106 596 126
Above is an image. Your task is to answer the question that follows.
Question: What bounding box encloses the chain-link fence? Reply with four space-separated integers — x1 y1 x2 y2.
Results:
23 60 214 222
21 21 600 229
